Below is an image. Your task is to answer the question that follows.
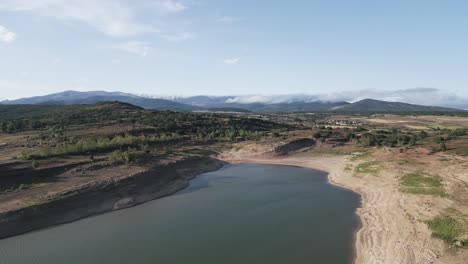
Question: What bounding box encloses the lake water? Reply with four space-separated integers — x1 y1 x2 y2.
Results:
0 163 360 264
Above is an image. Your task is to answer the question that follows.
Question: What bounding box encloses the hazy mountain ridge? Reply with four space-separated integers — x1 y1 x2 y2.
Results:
335 99 462 112
1 91 465 113
1 91 198 112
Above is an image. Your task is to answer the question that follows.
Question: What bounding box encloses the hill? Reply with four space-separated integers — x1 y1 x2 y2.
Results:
176 96 349 112
335 99 463 113
1 91 197 112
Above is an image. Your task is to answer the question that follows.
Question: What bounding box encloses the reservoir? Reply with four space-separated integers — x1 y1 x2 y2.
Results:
0 163 360 264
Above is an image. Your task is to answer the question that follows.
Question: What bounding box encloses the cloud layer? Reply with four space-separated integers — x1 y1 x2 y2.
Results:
225 88 468 109
156 0 187 13
0 25 16 43
224 57 240 65
114 41 152 57
0 0 155 37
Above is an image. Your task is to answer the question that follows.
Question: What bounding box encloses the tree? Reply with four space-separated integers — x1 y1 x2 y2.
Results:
31 160 39 169
419 130 428 139
440 142 447 151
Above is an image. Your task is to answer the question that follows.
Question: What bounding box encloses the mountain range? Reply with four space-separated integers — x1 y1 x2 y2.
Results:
1 90 464 113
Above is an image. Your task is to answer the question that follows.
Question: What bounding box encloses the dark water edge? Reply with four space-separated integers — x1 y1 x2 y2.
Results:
0 163 361 264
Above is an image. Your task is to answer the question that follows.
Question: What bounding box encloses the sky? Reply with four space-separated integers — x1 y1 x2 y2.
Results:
0 0 468 108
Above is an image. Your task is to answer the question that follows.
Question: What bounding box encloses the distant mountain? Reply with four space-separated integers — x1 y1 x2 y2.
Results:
2 91 465 113
177 96 349 112
175 96 235 107
335 99 463 112
1 91 197 111
204 107 252 113
250 101 349 112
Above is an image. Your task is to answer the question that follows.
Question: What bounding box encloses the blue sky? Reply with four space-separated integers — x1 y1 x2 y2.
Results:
0 0 468 107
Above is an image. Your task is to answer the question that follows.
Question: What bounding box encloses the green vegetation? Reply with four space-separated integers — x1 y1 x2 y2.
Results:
350 150 371 161
25 134 154 159
425 209 467 247
0 183 48 195
0 102 287 135
429 123 463 130
354 161 380 175
1 102 290 161
397 159 425 166
399 173 445 196
440 142 447 151
426 216 464 244
110 148 138 164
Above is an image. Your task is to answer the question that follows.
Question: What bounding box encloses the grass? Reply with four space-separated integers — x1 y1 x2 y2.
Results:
350 149 371 161
0 182 49 194
425 209 467 247
295 148 351 157
354 161 380 175
428 123 463 130
399 173 445 196
397 159 425 166
426 216 464 243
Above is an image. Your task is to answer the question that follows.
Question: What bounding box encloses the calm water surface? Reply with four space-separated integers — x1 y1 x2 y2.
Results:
0 164 360 264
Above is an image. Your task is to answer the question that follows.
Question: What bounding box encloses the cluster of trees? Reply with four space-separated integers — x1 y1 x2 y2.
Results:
25 133 166 159
312 127 434 148
191 128 269 141
359 132 418 147
1 103 285 137
110 148 138 164
0 119 47 133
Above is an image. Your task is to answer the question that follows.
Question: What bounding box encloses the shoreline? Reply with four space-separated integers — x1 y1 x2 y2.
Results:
219 151 467 264
0 156 225 240
1 151 465 263
222 157 364 264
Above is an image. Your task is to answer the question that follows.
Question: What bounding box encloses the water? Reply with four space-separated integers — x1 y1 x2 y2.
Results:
0 164 360 264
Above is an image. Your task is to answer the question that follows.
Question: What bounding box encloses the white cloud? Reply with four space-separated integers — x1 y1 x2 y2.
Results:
218 16 244 23
224 57 240 65
0 25 16 43
0 0 154 37
224 88 468 109
161 32 193 42
156 0 187 13
114 41 152 57
51 58 61 65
